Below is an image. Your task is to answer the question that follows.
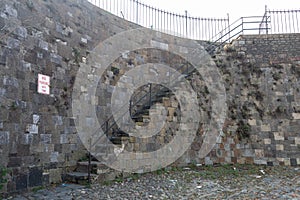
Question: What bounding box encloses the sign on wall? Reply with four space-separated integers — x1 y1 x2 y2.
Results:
38 74 50 95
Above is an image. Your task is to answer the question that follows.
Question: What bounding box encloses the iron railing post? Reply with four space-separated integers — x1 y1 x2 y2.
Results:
241 17 244 34
227 13 230 42
265 5 268 34
149 83 152 107
105 121 108 135
136 0 139 24
129 99 132 117
185 10 188 37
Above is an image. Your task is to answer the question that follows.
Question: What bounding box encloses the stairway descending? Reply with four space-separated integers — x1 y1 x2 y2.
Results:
65 160 121 184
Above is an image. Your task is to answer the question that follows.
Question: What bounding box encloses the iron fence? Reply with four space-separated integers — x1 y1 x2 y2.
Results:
87 0 230 41
263 7 300 34
209 16 271 49
87 0 300 43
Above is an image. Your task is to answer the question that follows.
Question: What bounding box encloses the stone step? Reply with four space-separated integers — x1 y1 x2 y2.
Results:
65 172 98 184
66 170 123 185
76 161 108 174
110 136 129 145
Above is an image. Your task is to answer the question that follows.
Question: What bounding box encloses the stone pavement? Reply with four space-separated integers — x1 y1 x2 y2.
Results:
4 165 300 200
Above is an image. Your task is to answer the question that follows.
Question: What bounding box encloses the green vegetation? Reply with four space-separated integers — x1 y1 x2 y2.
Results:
31 186 45 193
0 166 8 191
111 66 120 76
72 48 81 64
236 121 251 141
10 102 17 110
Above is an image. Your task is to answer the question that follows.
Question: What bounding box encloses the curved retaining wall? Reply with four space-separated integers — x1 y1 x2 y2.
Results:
0 0 299 195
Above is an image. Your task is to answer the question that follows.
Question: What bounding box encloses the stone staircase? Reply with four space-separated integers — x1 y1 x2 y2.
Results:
65 61 200 184
65 90 180 184
65 160 121 184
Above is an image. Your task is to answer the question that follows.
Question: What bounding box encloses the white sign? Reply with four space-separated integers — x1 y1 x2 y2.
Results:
38 74 50 95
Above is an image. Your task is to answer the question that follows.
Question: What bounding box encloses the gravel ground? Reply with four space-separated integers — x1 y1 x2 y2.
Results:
5 165 300 200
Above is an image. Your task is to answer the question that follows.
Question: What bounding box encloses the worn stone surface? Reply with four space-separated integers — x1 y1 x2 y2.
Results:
0 0 300 196
0 0 139 194
5 165 300 200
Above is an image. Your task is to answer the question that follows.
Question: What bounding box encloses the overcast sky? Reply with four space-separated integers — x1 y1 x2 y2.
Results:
141 0 300 22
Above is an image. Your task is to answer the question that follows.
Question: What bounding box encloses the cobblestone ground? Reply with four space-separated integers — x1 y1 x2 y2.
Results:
5 165 300 200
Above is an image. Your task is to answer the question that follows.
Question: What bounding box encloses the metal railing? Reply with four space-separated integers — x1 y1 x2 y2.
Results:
83 0 300 162
87 0 230 41
87 0 300 42
262 7 300 34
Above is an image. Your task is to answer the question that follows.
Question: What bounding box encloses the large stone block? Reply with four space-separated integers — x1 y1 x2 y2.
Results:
29 167 43 187
49 168 62 184
0 131 9 145
15 173 27 191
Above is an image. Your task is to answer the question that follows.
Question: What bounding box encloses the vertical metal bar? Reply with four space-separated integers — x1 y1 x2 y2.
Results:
284 11 288 33
149 6 151 29
241 17 244 34
277 11 280 33
154 8 156 30
187 62 189 75
209 18 212 40
106 121 108 134
192 17 194 39
151 7 154 29
88 139 91 185
157 8 159 31
220 19 224 42
159 9 161 31
189 17 192 39
227 13 230 42
175 14 178 36
164 11 166 33
281 11 284 32
265 9 268 34
182 15 185 37
295 11 299 32
136 0 139 24
166 11 169 34
160 9 162 31
178 14 181 36
264 5 267 34
146 5 149 28
292 11 295 33
122 0 125 18
271 11 275 33
288 10 291 33
129 100 132 117
157 8 159 30
207 18 209 40
143 4 146 27
149 83 152 107
116 0 118 17
193 17 195 40
185 10 188 37
110 0 112 12
161 10 164 32
201 18 204 40
199 18 201 40
132 0 135 22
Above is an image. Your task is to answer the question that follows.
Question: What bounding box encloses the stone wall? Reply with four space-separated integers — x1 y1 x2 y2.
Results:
205 34 300 166
0 0 138 194
230 34 300 65
0 0 300 196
